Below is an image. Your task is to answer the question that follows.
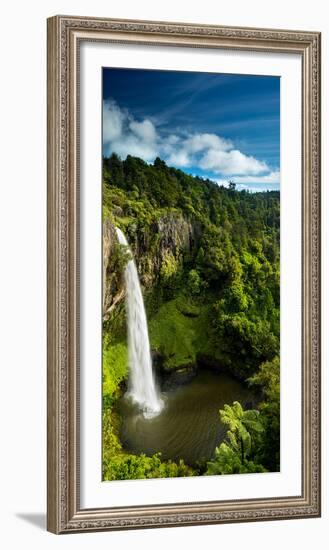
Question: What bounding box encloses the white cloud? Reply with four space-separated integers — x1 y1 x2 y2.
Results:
103 99 276 180
166 150 192 167
237 183 279 193
103 100 159 161
129 119 157 142
183 133 233 154
200 149 268 176
236 171 280 184
216 171 280 186
103 100 125 141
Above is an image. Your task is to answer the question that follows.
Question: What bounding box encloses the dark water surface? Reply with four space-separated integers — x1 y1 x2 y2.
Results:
118 370 256 465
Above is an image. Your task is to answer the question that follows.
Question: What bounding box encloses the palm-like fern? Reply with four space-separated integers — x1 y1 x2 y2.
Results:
219 401 264 462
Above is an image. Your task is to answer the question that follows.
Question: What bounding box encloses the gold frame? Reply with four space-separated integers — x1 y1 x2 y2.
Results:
47 15 321 533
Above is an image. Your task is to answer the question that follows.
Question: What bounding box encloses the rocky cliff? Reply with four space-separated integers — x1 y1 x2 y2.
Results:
103 212 199 321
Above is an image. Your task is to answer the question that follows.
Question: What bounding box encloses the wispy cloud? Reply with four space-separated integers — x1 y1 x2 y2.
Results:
216 171 280 192
103 99 278 181
216 171 280 186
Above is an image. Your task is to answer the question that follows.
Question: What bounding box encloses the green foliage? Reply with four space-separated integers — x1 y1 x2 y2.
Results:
248 356 280 401
248 356 280 470
148 296 213 370
112 241 132 272
149 298 201 369
102 406 194 480
219 401 264 462
206 442 266 475
102 337 128 407
160 251 180 281
104 452 194 481
102 405 122 470
206 401 266 475
187 269 207 295
102 153 281 476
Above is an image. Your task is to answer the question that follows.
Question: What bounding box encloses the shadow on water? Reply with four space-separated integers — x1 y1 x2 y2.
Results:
118 370 256 466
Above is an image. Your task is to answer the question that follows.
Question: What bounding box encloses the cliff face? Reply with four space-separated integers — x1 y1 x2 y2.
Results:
103 219 123 321
102 212 198 320
137 212 197 287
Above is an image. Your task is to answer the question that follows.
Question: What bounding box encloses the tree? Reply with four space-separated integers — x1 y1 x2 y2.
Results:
219 401 264 462
206 401 266 475
102 153 280 477
206 442 266 475
248 356 280 470
187 269 206 295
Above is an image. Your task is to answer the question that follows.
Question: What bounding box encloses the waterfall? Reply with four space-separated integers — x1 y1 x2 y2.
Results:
116 227 163 418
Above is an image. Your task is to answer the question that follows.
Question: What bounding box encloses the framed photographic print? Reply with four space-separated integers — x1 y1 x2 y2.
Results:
47 15 321 533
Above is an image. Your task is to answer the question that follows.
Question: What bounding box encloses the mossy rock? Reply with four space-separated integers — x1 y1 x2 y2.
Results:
149 297 212 371
176 296 201 317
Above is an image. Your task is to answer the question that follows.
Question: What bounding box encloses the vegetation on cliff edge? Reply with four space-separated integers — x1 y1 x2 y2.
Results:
102 153 280 478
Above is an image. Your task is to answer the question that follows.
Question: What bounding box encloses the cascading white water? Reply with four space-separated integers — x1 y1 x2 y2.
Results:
116 227 163 418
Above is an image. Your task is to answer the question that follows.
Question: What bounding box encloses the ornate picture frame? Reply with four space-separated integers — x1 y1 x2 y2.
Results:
47 15 321 533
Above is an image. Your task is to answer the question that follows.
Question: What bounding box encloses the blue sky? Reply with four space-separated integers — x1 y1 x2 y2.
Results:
103 68 280 192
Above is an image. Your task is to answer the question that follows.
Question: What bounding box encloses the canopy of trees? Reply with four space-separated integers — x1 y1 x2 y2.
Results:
102 153 280 478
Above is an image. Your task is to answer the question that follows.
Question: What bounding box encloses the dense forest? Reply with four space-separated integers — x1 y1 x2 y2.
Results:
102 153 280 480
